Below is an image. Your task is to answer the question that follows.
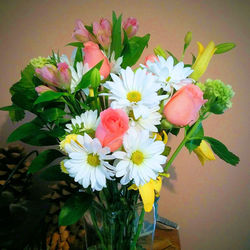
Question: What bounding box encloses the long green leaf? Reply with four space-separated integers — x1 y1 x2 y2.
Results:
0 105 25 122
59 192 92 226
66 42 84 48
203 136 240 166
41 108 66 122
28 149 64 173
34 91 66 105
111 13 122 59
21 131 58 146
185 123 204 152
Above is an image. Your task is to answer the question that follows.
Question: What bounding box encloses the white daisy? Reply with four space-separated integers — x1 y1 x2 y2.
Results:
64 133 115 191
129 107 162 133
110 51 123 74
60 54 90 94
113 129 167 187
103 67 167 119
141 56 193 92
65 110 100 134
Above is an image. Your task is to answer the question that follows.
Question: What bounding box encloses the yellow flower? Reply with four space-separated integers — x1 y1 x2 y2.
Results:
194 140 216 165
190 41 217 81
60 134 78 152
60 160 69 174
152 130 168 144
128 177 162 212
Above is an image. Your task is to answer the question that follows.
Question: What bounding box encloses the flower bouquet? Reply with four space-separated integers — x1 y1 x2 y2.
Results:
1 12 240 250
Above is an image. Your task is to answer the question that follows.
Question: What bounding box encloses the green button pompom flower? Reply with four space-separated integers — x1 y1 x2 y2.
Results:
197 79 235 114
30 56 50 68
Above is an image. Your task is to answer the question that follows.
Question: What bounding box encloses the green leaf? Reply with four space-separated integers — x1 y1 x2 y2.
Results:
39 165 71 181
0 105 25 122
74 47 83 69
74 60 103 92
111 13 122 59
28 149 64 173
170 128 180 136
215 43 236 54
21 131 58 146
203 136 240 166
34 91 66 105
66 42 84 48
7 122 40 143
41 108 66 122
166 51 179 65
185 123 204 152
59 192 92 226
121 34 150 67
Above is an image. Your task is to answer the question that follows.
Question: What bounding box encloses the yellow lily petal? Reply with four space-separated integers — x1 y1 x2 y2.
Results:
128 184 138 191
152 132 162 141
59 134 78 152
162 130 168 144
153 177 162 197
60 161 69 174
194 140 216 165
191 41 217 81
139 181 155 212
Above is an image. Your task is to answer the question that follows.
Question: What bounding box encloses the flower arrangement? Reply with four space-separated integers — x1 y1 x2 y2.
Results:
1 12 239 249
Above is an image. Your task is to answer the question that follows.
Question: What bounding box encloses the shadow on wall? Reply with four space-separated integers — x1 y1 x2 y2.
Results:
162 165 177 193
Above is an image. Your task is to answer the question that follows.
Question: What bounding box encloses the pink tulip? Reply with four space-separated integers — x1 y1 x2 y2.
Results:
93 18 112 49
57 62 72 89
163 84 206 126
123 17 139 38
83 41 111 79
95 108 129 152
35 85 56 95
72 19 94 43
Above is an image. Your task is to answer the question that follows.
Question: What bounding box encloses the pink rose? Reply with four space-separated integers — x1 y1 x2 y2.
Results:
123 17 139 38
95 108 129 152
163 84 206 126
83 41 111 79
93 18 112 49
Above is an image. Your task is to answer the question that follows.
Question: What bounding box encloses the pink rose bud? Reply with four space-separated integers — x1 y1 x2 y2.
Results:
123 17 139 38
93 18 112 49
145 54 158 65
163 84 206 126
95 108 129 152
72 19 94 43
35 85 56 95
57 62 72 89
83 41 111 79
35 65 58 87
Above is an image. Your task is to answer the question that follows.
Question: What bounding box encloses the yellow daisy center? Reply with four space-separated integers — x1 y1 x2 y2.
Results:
87 153 100 167
131 150 144 165
127 91 142 102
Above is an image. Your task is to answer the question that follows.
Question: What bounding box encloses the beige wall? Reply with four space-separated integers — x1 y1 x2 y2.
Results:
0 0 249 249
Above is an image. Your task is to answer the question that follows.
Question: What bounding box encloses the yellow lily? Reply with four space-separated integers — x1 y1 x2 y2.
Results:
128 177 162 212
190 41 217 81
194 140 216 165
152 130 168 144
59 134 78 152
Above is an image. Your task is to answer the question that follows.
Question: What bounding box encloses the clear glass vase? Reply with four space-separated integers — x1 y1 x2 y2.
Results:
84 200 157 250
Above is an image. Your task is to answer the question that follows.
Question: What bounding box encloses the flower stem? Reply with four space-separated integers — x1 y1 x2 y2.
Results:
130 208 145 250
164 116 203 172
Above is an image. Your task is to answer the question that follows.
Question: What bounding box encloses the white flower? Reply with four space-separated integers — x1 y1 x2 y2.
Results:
129 106 162 133
110 51 123 74
103 67 167 119
141 56 193 92
65 110 100 133
60 54 90 94
113 129 167 186
64 133 115 191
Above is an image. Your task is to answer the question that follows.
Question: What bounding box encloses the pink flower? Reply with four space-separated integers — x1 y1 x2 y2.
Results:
72 19 95 43
35 65 58 87
57 62 71 89
83 41 111 79
163 84 206 126
93 18 112 49
35 85 56 95
123 17 139 38
145 54 158 65
95 108 129 152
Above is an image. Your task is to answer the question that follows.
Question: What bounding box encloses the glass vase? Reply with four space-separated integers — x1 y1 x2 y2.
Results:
84 200 157 250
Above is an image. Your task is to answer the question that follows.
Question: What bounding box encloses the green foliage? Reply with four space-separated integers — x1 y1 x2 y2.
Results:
111 12 122 59
0 105 25 122
40 108 66 122
154 46 167 59
197 79 235 114
28 149 64 173
121 34 150 67
74 60 103 92
74 47 83 69
34 91 66 105
90 68 101 88
39 165 71 181
20 131 58 146
203 137 240 166
215 43 236 54
185 123 204 152
59 192 92 226
66 42 84 48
